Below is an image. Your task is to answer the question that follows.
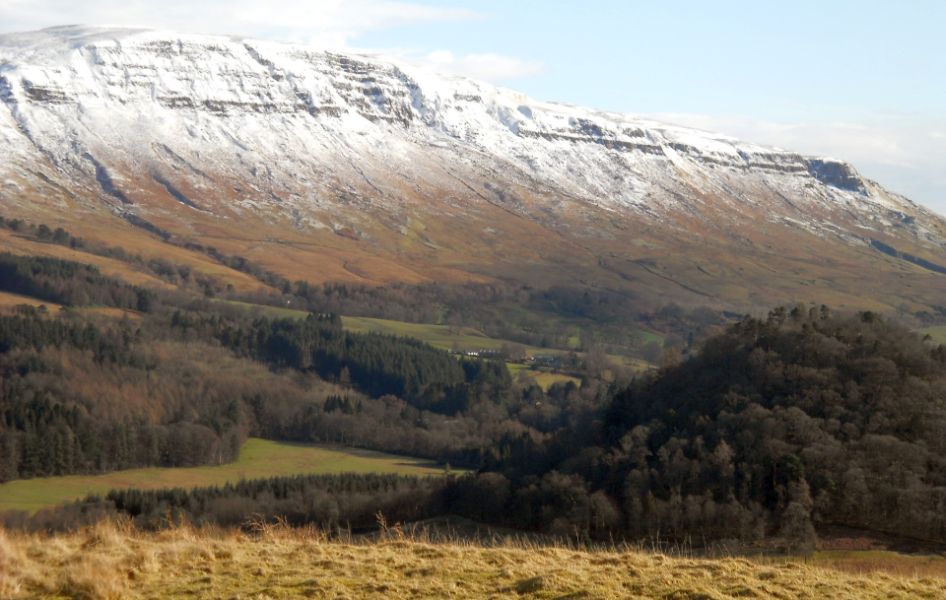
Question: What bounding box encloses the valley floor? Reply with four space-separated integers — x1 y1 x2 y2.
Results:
1 521 943 599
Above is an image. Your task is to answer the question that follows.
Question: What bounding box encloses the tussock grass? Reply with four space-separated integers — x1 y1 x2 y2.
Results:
1 520 943 599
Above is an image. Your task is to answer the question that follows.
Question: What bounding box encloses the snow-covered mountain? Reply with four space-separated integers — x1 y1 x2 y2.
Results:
2 26 945 311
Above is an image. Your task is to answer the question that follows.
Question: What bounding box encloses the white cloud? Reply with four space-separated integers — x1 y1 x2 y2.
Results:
421 49 545 82
0 0 544 83
648 112 946 215
0 0 479 48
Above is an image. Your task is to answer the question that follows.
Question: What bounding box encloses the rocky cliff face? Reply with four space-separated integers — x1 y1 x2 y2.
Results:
2 26 945 311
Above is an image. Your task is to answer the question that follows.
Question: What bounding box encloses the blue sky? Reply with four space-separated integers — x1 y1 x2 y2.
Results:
2 0 944 212
367 1 945 118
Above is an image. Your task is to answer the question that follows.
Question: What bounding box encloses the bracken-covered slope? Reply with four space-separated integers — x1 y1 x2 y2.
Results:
2 26 946 312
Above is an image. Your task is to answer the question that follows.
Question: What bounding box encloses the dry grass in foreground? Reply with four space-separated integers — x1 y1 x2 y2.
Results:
1 521 944 600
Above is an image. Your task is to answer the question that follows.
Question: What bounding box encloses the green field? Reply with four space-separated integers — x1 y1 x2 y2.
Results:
919 326 946 344
342 315 646 370
0 438 448 514
219 304 552 355
341 315 546 354
217 299 312 319
506 362 582 390
223 302 564 354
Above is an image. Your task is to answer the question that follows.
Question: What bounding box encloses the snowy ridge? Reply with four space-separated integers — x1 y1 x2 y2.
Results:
0 26 943 253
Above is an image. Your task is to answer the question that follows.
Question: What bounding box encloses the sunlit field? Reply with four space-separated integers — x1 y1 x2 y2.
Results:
0 439 447 514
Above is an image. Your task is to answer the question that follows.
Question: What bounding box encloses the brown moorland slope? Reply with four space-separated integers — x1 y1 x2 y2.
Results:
5 160 945 317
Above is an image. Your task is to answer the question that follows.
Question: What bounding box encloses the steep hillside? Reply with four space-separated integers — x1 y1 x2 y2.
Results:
2 26 946 313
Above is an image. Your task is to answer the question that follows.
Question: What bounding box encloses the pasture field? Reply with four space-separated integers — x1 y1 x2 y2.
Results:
2 521 943 599
919 326 946 345
221 301 566 354
0 291 142 320
341 315 539 354
0 439 446 514
506 362 582 390
341 315 648 371
217 298 312 319
3 288 647 373
221 302 572 357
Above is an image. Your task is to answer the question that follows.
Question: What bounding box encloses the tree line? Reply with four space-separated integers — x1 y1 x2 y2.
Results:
0 253 155 311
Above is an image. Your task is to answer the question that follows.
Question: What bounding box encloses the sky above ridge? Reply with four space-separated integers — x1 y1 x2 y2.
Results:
1 0 944 214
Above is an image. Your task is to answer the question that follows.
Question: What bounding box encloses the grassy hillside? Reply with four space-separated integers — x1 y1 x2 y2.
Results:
0 222 266 293
0 218 664 366
223 302 576 354
221 304 557 354
342 315 521 353
0 291 144 321
0 290 61 311
1 521 943 599
342 315 648 371
0 439 446 514
217 305 645 374
216 298 312 319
